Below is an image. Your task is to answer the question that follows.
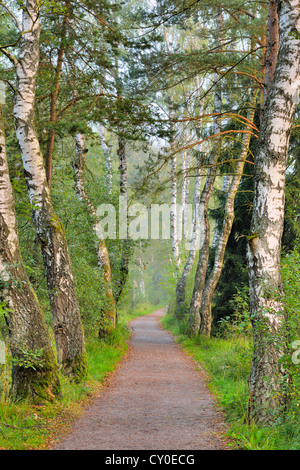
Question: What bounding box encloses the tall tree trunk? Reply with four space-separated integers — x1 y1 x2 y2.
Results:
0 105 60 402
263 0 279 108
115 131 131 303
246 0 300 425
187 161 217 335
45 2 70 187
73 132 117 338
178 142 190 242
13 1 87 380
175 155 202 317
199 90 258 336
187 67 222 334
99 124 113 197
170 130 181 271
164 26 181 271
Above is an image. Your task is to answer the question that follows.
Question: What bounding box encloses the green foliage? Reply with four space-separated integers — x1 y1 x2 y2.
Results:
0 305 159 449
217 286 251 338
161 312 300 450
12 349 45 371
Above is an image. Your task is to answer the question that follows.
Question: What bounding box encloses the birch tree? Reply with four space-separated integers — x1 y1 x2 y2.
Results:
99 124 113 197
0 105 60 402
73 132 117 338
199 90 258 336
175 85 204 316
187 81 222 335
246 0 300 424
4 0 87 380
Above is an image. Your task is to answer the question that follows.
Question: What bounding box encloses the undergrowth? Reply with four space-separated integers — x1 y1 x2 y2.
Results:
161 313 300 450
0 302 158 450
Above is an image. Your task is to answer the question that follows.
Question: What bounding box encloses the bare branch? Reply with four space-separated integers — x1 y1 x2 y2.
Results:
0 2 22 31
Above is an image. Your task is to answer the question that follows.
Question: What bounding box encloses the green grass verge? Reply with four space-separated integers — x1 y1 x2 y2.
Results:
0 302 162 450
160 313 300 450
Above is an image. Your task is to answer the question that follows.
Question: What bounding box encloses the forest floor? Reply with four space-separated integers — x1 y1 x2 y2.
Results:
52 308 231 450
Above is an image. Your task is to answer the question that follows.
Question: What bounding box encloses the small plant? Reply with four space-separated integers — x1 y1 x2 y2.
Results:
12 349 45 371
217 286 251 338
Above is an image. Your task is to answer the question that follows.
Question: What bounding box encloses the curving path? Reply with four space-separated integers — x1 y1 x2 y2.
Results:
53 308 228 450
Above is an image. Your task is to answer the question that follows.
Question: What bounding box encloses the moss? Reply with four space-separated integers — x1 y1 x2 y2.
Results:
62 351 88 384
11 348 61 404
49 213 65 236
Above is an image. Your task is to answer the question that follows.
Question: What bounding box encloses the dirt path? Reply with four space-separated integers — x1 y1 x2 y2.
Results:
53 308 229 450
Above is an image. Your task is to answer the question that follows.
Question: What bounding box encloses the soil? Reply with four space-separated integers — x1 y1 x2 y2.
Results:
53 308 229 450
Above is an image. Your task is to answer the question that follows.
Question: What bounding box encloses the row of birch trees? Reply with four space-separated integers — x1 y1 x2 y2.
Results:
134 0 300 425
0 0 148 401
1 0 300 427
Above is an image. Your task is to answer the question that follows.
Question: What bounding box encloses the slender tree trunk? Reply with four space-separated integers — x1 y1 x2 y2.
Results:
187 162 217 335
178 143 190 242
13 1 87 380
211 175 232 248
263 0 279 108
45 2 70 187
115 132 131 303
170 132 181 271
0 105 60 402
175 77 205 317
99 124 113 197
164 26 181 271
73 132 117 337
175 142 203 316
246 0 300 424
187 68 222 334
199 90 258 336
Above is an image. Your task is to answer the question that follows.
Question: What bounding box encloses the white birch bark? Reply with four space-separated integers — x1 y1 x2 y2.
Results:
175 155 202 316
0 105 60 401
170 132 181 270
99 124 113 197
12 1 87 379
178 134 190 243
164 26 181 271
73 132 117 337
247 0 300 424
199 90 258 336
175 92 204 316
188 71 222 333
211 174 232 248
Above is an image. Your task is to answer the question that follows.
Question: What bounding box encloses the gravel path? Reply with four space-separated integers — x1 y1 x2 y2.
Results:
53 308 228 450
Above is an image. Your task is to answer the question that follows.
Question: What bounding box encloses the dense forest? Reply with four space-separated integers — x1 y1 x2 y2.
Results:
0 0 300 450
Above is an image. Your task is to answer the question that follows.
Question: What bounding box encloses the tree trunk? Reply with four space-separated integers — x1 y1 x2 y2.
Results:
175 154 202 317
115 132 131 303
164 26 181 271
187 67 222 334
246 0 300 424
199 90 258 336
187 163 216 335
73 132 117 338
45 2 70 187
99 124 113 197
263 0 279 108
175 76 204 317
170 138 181 271
0 105 60 402
13 1 87 380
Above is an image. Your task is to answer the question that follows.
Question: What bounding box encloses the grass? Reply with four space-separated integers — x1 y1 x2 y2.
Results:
0 302 162 450
160 313 300 450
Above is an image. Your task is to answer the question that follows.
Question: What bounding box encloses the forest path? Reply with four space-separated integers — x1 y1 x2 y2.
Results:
53 308 228 450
